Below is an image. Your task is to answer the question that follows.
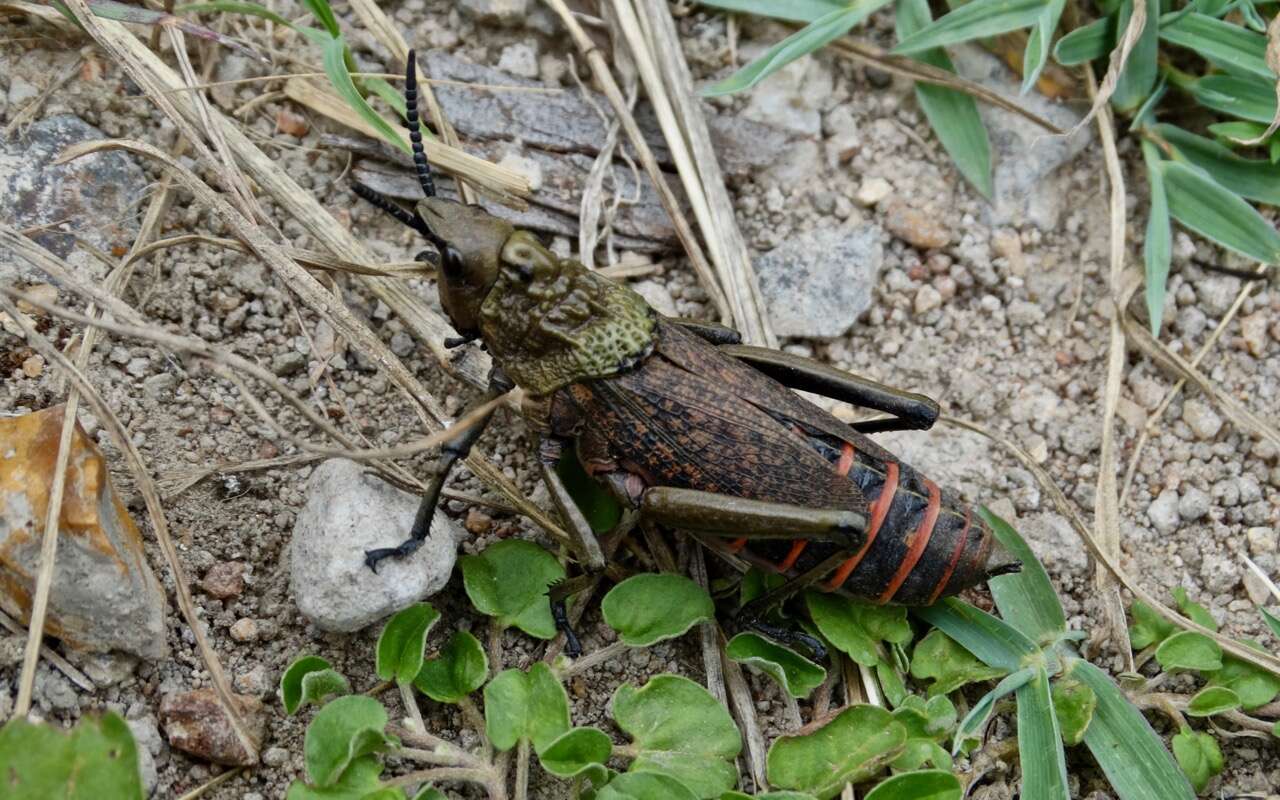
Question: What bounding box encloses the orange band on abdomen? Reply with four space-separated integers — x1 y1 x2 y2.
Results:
727 537 747 553
928 508 972 604
877 479 941 604
825 461 899 590
777 540 808 571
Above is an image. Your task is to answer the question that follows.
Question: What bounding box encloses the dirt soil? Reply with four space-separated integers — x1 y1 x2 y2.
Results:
1 2 1279 799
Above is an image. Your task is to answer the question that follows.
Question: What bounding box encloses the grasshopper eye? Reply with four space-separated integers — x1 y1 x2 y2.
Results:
440 245 464 278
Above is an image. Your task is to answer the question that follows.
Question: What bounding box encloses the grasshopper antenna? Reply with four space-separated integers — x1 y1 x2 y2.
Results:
404 49 436 199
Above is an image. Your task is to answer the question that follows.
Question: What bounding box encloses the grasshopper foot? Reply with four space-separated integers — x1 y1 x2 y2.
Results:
741 619 827 662
363 538 424 572
551 595 583 658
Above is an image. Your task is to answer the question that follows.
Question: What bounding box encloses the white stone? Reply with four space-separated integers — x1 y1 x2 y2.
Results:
855 177 893 207
1147 488 1181 536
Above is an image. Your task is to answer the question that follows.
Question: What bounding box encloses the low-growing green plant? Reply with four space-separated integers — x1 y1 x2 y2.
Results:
697 0 1280 332
0 712 146 799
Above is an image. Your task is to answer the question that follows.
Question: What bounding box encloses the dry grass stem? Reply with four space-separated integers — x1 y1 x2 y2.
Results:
719 630 770 792
174 767 244 800
1242 556 1280 605
0 609 95 692
1068 0 1146 136
542 0 733 323
1085 62 1136 666
1 55 80 138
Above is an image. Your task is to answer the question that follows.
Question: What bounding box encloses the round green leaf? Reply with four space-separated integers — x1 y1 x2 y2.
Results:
281 656 349 715
376 603 441 685
1050 677 1096 746
909 629 1006 696
596 772 700 800
414 630 487 703
864 770 961 800
612 674 742 798
304 695 396 788
602 574 714 647
1206 647 1280 709
538 726 613 777
410 788 447 800
0 713 144 800
1128 600 1175 650
805 591 878 666
1186 686 1241 717
1172 587 1217 632
720 793 819 800
1171 728 1223 793
483 662 570 753
285 755 386 800
1155 631 1223 673
460 540 565 638
767 705 907 798
725 633 826 698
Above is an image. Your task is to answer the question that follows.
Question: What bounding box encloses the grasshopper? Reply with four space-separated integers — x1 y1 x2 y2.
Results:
353 51 1019 656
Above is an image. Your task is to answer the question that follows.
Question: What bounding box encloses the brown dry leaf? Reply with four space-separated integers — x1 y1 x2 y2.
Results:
1067 0 1148 137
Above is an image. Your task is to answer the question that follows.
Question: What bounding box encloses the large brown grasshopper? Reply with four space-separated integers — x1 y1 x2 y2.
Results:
353 52 1019 656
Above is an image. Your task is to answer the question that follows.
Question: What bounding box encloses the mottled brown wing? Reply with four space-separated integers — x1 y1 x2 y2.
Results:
572 343 868 514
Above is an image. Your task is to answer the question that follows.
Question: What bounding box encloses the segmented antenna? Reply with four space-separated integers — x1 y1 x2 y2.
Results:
352 183 432 238
404 49 436 199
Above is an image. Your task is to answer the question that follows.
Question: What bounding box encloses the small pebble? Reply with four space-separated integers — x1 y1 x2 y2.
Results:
854 177 892 207
275 109 310 138
390 331 415 357
272 351 306 376
200 562 247 599
229 618 258 642
1247 527 1277 555
914 284 942 315
1147 488 1180 535
883 200 951 249
1240 313 1268 357
1177 487 1211 521
1181 399 1223 441
21 355 43 378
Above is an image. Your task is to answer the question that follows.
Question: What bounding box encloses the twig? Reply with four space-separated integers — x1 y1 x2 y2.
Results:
719 629 769 792
689 544 729 706
1243 556 1280 605
174 767 243 800
0 610 94 692
559 640 630 679
515 738 531 800
399 682 428 737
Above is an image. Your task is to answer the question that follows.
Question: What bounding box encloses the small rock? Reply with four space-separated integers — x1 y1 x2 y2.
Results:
497 43 539 79
457 0 527 26
914 284 942 315
1006 300 1045 327
235 663 272 697
8 75 39 106
275 109 309 138
1244 570 1272 605
126 716 162 796
159 688 265 766
496 152 543 192
854 177 892 207
125 357 150 378
0 635 24 666
882 200 951 249
290 459 465 632
200 561 247 600
1147 488 1181 536
229 618 258 642
0 406 168 658
20 355 43 378
142 372 175 397
630 280 678 318
1197 276 1240 318
70 650 139 687
1247 527 1277 555
754 224 885 338
34 668 78 712
1200 552 1237 595
464 508 494 536
271 351 305 376
389 331 415 357
1178 487 1211 522
1240 313 1268 357
263 747 290 767
739 48 831 138
1181 399 1223 441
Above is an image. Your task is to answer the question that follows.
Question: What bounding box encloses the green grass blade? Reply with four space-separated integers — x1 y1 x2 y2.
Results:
914 599 1038 672
320 36 410 154
1021 0 1066 94
982 508 1066 645
1016 667 1070 800
1160 160 1280 264
894 0 993 199
696 0 841 23
1159 11 1270 78
952 667 1034 752
1053 16 1114 65
892 0 1048 56
178 1 294 27
1111 0 1160 112
299 0 340 37
1155 123 1280 206
1074 659 1196 799
1141 140 1171 336
703 2 891 96
364 76 407 118
1186 74 1277 124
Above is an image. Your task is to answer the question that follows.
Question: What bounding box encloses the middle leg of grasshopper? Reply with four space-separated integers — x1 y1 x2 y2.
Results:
732 549 857 660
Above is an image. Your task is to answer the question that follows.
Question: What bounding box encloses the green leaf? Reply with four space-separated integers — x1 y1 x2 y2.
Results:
1205 645 1280 709
982 508 1066 644
1021 0 1066 94
695 0 840 22
1155 123 1280 207
915 596 1038 672
719 793 819 800
557 448 622 534
376 603 440 685
1074 659 1196 799
1155 631 1223 672
910 628 1009 696
953 668 1035 753
1172 587 1217 632
612 675 742 798
285 755 388 800
1016 667 1070 800
893 0 1047 55
483 663 570 753
413 630 487 703
1050 676 1096 745
179 1 297 28
766 705 906 799
863 771 961 800
460 540 566 638
894 0 993 200
1159 11 1270 78
889 696 954 771
1141 140 1172 336
1111 0 1160 112
538 727 613 778
1186 686 1241 717
1185 73 1278 124
318 35 410 154
595 772 700 800
1171 728 1223 793
281 656 350 715
602 574 715 647
304 696 397 788
1209 120 1270 146
410 789 446 800
0 713 145 800
1053 15 1113 65
703 1 891 96
298 0 340 36
726 633 827 698
806 592 880 666
1129 600 1176 649
1160 160 1280 264
1261 607 1280 640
